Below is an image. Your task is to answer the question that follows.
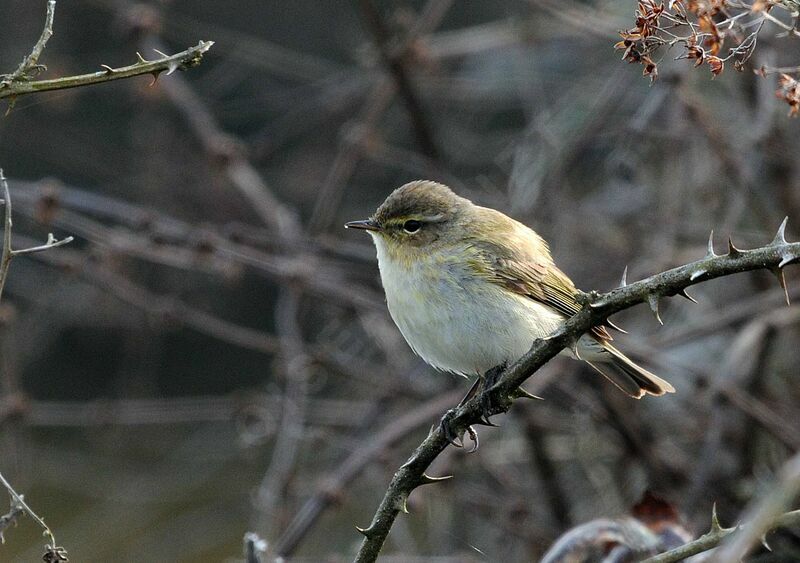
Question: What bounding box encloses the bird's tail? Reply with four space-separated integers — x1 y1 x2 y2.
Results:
585 343 675 399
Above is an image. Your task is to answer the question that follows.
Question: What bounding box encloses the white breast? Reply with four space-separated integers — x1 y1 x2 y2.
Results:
371 236 565 376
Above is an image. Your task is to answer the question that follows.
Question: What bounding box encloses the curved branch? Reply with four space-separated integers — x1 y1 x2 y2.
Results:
354 222 800 563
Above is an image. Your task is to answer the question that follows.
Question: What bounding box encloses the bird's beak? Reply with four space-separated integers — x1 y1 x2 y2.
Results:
344 219 381 232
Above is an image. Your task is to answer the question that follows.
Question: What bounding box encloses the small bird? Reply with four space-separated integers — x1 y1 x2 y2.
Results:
346 181 674 421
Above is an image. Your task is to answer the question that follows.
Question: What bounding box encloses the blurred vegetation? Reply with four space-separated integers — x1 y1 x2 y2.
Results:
0 0 799 561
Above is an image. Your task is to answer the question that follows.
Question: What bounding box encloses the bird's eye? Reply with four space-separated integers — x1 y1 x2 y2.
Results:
402 220 422 233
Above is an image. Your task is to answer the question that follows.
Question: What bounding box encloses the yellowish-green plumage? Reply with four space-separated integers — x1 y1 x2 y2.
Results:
346 180 675 398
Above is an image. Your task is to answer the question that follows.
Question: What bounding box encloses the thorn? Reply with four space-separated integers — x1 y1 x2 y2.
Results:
397 495 409 514
771 268 790 305
779 253 797 268
475 415 499 427
772 217 789 245
706 230 717 258
355 524 375 538
419 473 453 486
153 48 169 58
690 269 707 281
710 502 724 533
148 70 163 87
100 64 114 73
619 265 628 288
647 294 663 325
727 236 744 256
606 320 628 334
165 61 180 76
465 426 479 453
135 51 148 65
5 95 17 116
678 288 698 304
448 436 464 448
760 534 773 552
512 387 544 401
588 298 608 309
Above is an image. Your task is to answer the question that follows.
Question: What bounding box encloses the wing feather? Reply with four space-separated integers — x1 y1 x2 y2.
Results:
468 237 612 341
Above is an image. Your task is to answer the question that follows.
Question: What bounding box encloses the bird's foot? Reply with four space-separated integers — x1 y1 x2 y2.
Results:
439 408 480 452
478 362 507 425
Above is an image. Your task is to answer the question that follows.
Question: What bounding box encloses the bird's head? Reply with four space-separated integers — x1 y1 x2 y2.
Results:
345 180 471 260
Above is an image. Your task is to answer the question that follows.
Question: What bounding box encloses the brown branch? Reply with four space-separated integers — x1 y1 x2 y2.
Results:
354 221 800 562
273 389 462 557
357 0 444 160
253 289 311 540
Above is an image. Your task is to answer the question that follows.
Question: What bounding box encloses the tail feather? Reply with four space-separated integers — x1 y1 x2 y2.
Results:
586 344 675 399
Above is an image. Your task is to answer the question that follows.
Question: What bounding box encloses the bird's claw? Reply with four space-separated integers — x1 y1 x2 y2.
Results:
465 426 479 453
475 413 498 427
440 408 463 447
439 408 480 452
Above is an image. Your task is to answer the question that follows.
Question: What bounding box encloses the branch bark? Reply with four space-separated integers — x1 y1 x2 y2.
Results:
0 40 214 101
641 509 800 562
354 222 800 563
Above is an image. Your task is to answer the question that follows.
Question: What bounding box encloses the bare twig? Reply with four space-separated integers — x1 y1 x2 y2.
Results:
643 509 800 562
709 451 800 561
0 472 58 553
354 223 800 562
0 497 25 543
274 389 462 556
0 171 73 308
253 289 311 540
1 0 56 84
0 168 72 558
0 40 214 101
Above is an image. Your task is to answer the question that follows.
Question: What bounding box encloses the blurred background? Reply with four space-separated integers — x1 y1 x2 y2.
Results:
0 0 799 561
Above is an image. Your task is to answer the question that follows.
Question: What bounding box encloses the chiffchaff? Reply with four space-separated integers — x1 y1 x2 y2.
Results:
345 180 674 400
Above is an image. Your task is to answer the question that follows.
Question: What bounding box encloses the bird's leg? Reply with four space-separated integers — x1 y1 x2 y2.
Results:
479 361 507 424
439 376 482 450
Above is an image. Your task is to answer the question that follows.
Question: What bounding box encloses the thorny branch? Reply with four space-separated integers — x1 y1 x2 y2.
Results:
354 220 800 563
646 451 800 561
0 40 214 103
0 0 213 108
643 509 800 562
709 450 800 561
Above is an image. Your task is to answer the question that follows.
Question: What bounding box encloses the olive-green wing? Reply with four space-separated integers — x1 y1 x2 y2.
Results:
471 240 612 341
